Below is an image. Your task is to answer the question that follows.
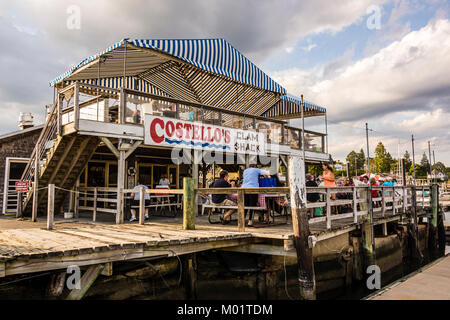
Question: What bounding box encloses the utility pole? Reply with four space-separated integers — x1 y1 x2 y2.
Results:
411 134 416 185
432 150 436 182
428 141 432 182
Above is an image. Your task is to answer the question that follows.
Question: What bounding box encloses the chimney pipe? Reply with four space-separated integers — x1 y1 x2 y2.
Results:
19 112 34 130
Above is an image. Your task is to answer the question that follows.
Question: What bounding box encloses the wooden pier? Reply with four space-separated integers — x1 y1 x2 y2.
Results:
370 253 450 300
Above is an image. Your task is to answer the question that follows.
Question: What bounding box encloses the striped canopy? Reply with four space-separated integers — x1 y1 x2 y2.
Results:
263 94 326 119
50 38 286 116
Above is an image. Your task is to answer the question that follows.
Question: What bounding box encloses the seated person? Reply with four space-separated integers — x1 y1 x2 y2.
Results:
130 181 150 222
263 174 289 224
158 174 170 186
306 174 320 218
211 170 236 224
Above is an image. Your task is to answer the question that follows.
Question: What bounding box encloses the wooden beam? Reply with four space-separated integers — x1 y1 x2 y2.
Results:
237 189 245 232
101 262 113 276
124 140 142 159
66 264 105 300
16 192 23 218
59 137 92 188
139 187 145 225
116 150 125 224
100 137 119 159
220 244 296 257
47 136 77 185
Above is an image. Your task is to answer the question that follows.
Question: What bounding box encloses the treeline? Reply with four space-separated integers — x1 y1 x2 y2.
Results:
344 142 448 179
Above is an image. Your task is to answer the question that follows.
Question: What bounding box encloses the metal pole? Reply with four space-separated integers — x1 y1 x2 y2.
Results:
432 150 436 183
301 95 306 163
365 123 375 254
411 135 416 185
428 141 432 181
324 113 328 154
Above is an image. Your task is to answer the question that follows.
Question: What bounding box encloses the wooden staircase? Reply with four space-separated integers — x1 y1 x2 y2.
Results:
22 134 99 216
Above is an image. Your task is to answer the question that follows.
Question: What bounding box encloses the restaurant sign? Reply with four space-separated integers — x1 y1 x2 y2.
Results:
144 115 266 155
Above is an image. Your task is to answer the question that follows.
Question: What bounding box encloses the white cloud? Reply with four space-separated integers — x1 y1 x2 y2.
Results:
302 43 317 52
271 18 450 164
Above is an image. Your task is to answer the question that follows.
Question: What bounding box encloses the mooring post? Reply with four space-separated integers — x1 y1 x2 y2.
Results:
428 184 439 258
288 155 316 300
182 253 198 300
183 177 195 230
47 184 55 230
362 187 376 270
409 185 423 264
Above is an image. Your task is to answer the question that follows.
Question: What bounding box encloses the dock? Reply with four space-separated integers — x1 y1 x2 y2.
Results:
370 253 450 300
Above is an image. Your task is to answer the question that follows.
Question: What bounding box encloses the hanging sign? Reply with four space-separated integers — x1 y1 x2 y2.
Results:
15 181 29 192
144 115 266 155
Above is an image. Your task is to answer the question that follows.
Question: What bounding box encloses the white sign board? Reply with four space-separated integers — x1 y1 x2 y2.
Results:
144 115 266 155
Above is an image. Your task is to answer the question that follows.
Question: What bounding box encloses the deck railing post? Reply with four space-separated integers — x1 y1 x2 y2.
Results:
93 188 97 222
139 187 145 225
32 154 39 222
392 186 396 215
183 177 195 230
381 186 385 217
74 179 80 219
326 188 331 230
16 192 23 218
353 187 358 223
47 184 55 230
237 189 245 232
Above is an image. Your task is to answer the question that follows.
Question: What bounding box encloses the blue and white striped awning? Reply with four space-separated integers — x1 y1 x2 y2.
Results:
263 94 326 119
50 38 286 116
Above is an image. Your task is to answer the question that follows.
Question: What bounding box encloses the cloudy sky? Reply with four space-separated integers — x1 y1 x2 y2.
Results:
0 0 449 165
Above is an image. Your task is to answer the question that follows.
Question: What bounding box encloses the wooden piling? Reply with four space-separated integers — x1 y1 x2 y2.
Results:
409 186 423 263
47 184 55 230
183 177 195 230
429 184 439 258
288 155 316 300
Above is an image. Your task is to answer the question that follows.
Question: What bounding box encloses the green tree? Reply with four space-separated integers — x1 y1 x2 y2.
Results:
357 149 365 174
403 150 412 173
432 161 446 173
346 150 358 176
410 163 427 178
374 142 393 173
420 152 430 174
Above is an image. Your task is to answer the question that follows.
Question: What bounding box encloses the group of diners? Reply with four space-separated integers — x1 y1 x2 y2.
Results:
209 164 289 227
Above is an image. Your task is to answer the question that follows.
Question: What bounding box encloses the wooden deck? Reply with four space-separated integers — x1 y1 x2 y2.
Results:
371 254 450 300
0 206 429 278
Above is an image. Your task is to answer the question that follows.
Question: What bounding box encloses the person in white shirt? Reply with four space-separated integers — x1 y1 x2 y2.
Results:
159 174 170 186
130 182 150 222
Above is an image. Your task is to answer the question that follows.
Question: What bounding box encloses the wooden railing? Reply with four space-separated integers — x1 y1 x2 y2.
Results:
41 183 432 232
